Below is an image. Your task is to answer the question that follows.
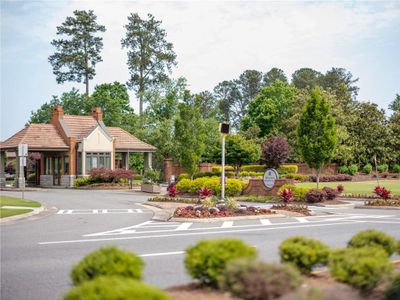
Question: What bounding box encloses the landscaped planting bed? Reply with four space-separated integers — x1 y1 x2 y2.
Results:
173 204 273 218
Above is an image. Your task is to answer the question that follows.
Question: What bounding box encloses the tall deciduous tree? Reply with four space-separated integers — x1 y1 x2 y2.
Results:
291 68 322 90
89 82 134 127
214 70 264 130
389 94 400 113
174 101 206 178
121 13 177 115
241 80 296 137
49 10 106 95
298 88 337 188
224 134 260 174
320 67 359 99
264 68 287 86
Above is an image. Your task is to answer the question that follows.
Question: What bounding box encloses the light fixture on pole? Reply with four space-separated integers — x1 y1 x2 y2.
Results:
219 123 230 202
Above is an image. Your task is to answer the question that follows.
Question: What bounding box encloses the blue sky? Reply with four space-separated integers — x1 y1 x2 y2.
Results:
1 0 400 140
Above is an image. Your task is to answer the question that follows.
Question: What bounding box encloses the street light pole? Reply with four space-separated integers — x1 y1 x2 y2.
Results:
221 134 226 201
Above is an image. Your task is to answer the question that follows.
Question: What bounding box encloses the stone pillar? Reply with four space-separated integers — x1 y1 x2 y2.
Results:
163 158 173 182
0 151 6 188
144 152 152 170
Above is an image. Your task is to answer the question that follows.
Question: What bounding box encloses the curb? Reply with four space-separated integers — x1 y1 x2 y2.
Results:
355 206 400 210
170 213 286 223
139 203 172 222
0 206 45 224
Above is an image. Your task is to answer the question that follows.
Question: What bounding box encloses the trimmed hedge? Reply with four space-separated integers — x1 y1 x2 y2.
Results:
328 247 393 292
279 236 330 274
347 229 397 256
362 164 373 174
378 164 389 173
71 246 143 285
220 259 302 300
176 177 245 196
393 164 400 173
184 239 257 287
278 184 309 201
63 276 170 300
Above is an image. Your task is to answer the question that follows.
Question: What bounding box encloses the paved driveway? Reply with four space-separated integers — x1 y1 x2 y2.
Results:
1 189 400 300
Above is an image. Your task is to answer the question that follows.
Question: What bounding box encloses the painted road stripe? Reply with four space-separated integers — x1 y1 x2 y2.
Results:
139 251 184 257
221 221 233 228
57 210 65 214
175 222 192 231
66 210 73 214
136 209 143 213
260 219 272 225
39 220 363 245
93 209 99 214
295 217 309 223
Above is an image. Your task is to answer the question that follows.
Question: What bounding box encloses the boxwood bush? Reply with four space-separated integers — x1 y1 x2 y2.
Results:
393 164 400 174
279 236 330 274
220 259 302 300
328 247 393 292
347 229 397 256
385 273 400 300
347 164 358 176
338 166 348 174
63 276 170 300
378 164 389 173
71 246 143 285
176 177 244 196
362 164 373 174
184 239 257 287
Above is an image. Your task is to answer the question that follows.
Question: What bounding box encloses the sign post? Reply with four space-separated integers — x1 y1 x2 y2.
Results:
18 144 28 198
219 123 230 202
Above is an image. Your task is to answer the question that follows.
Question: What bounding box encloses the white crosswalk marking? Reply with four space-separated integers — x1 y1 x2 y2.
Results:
56 208 151 215
175 222 193 231
93 209 99 214
295 217 309 223
221 221 233 228
259 219 272 225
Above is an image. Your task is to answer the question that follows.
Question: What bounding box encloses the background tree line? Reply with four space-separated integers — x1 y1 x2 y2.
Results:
31 9 399 175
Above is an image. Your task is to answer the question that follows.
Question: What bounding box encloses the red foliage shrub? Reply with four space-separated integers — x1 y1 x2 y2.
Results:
167 183 178 197
310 174 352 182
374 186 391 200
337 184 344 194
279 188 294 204
305 189 326 203
322 187 339 200
89 168 133 183
198 187 213 198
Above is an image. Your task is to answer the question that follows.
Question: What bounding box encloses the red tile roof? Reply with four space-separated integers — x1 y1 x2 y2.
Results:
62 115 98 140
107 127 156 152
0 124 68 150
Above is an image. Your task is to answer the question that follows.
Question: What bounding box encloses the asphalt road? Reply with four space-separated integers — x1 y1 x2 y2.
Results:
1 189 400 300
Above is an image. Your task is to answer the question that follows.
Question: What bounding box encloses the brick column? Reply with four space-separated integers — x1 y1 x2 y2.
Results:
163 158 173 182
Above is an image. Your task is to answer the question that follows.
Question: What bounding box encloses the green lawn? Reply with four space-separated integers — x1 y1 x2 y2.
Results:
0 196 41 208
0 208 33 218
296 180 400 196
0 195 41 218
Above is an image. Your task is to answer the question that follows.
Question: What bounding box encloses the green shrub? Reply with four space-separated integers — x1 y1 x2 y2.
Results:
74 177 92 187
362 164 373 174
220 259 302 300
385 273 400 300
27 173 36 182
133 175 143 180
279 184 309 201
176 178 192 192
393 164 400 173
347 164 358 176
71 246 143 285
241 165 266 172
184 239 257 287
278 165 298 174
285 173 308 182
143 169 161 183
328 247 393 292
225 179 243 196
347 229 397 256
190 177 209 193
378 164 389 173
397 240 400 254
279 236 330 274
338 166 348 174
177 173 190 181
211 166 234 172
63 276 170 300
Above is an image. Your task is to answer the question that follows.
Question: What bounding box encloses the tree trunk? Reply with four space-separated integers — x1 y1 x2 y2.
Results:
316 168 321 189
85 73 89 96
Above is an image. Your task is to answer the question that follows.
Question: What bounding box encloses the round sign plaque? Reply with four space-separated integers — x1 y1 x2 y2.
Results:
263 169 279 189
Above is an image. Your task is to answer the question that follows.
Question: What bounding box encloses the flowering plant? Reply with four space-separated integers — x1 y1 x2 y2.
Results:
374 186 391 200
279 188 294 204
198 187 213 198
167 183 178 198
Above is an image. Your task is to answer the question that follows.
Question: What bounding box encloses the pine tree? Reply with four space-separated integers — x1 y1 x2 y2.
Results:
49 10 106 95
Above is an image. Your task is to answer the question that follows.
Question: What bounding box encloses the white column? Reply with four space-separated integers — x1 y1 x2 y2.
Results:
144 152 152 169
81 151 86 176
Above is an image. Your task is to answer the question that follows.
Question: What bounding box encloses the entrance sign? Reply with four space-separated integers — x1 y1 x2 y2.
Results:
263 169 279 189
